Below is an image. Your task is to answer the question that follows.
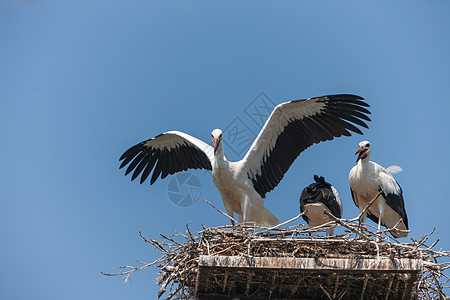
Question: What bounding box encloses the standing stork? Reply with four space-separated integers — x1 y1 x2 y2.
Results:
299 175 343 235
120 94 371 226
349 141 409 237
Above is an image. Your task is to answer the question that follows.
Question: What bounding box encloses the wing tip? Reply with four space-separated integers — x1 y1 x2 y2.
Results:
314 94 370 109
119 159 128 169
326 93 364 99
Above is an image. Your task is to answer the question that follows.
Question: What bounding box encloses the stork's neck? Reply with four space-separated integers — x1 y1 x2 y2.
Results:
214 143 227 163
358 157 370 170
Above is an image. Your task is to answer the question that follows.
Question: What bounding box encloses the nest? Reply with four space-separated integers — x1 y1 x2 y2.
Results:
103 199 450 299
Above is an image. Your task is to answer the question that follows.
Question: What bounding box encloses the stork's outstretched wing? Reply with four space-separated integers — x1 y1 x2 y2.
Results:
119 131 214 185
243 94 371 198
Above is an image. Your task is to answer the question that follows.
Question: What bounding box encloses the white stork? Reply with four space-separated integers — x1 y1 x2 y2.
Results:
299 175 343 235
120 94 370 226
349 141 409 237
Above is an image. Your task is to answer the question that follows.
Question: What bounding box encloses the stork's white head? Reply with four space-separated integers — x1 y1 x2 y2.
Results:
211 129 223 155
355 141 371 162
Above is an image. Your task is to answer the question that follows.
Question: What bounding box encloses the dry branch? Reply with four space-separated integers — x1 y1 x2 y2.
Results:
103 201 450 299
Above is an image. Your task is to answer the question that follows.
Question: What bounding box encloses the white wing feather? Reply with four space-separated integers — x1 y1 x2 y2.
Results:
386 165 402 175
242 99 325 177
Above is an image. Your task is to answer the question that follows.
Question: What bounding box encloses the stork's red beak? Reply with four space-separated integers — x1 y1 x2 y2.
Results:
355 146 368 162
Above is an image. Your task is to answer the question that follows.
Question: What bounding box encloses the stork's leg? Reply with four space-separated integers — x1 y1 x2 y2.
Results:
223 203 236 226
355 196 368 230
377 214 381 232
238 214 243 224
358 203 364 226
241 195 251 224
377 205 385 232
358 211 368 231
326 227 334 236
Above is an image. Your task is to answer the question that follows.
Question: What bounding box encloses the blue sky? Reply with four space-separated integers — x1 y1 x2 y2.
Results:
1 1 450 299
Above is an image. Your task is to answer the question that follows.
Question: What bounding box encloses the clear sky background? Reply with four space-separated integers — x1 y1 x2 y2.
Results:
1 1 450 299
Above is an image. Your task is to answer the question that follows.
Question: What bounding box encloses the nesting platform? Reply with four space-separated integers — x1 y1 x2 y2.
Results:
103 219 450 299
195 253 422 299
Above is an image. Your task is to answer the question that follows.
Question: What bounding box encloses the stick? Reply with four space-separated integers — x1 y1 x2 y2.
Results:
202 198 238 225
104 217 450 299
324 210 373 242
348 190 383 222
267 212 305 231
101 256 166 277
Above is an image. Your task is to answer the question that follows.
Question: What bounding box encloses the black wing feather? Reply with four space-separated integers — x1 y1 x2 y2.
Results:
140 154 156 184
131 153 150 181
125 151 146 176
351 187 380 224
150 153 164 184
252 94 371 198
383 185 409 229
366 211 379 224
299 176 342 223
119 133 212 186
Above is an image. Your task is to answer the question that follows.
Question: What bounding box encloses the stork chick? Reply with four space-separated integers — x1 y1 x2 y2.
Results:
299 175 342 236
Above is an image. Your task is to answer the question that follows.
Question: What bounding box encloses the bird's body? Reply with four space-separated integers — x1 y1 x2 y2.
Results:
299 175 342 235
120 95 371 226
349 141 408 237
211 156 275 224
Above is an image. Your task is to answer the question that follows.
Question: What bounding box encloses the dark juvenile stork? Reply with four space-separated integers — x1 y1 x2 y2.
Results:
349 141 409 237
120 95 371 226
299 175 343 235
